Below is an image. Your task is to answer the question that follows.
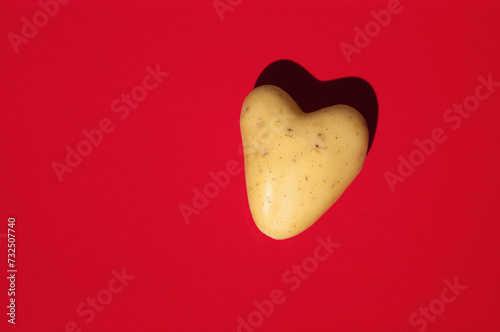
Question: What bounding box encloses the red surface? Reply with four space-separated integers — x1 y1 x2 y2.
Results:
1 1 500 331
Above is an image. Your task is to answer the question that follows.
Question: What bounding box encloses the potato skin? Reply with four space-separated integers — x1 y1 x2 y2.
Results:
241 85 368 240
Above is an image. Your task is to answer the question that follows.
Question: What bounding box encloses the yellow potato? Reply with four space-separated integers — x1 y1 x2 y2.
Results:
240 85 368 240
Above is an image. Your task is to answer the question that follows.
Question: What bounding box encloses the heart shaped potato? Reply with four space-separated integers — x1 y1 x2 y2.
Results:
240 85 368 240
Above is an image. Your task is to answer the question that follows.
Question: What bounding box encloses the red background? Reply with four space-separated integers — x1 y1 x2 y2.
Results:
1 0 500 331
